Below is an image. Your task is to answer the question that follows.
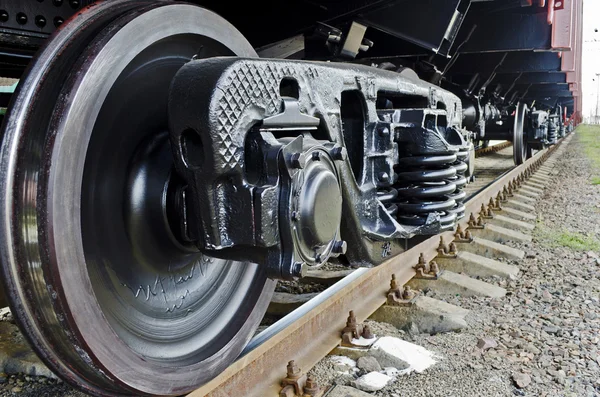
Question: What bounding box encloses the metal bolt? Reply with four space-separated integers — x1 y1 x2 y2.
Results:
291 211 299 221
430 261 440 274
312 151 321 161
35 15 46 28
291 262 306 278
16 12 27 25
304 376 319 396
346 311 357 327
402 285 416 300
378 172 390 184
455 223 464 238
330 146 347 161
449 242 457 255
286 360 302 379
291 153 304 169
390 274 398 290
378 126 390 138
437 236 447 254
327 33 342 43
362 324 374 339
333 240 347 255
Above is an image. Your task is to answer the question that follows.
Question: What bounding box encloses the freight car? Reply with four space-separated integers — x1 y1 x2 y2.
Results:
0 0 581 395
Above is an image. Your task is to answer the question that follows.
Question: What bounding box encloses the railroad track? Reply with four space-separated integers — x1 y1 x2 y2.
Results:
190 133 572 397
475 141 513 158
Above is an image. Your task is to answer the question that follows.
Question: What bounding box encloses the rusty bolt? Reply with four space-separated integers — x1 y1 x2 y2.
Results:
390 274 398 290
403 285 416 300
304 376 319 396
287 360 302 379
455 223 464 238
469 213 477 224
494 197 502 209
437 236 447 254
417 252 426 267
430 261 440 274
363 324 374 339
346 311 357 327
449 242 457 255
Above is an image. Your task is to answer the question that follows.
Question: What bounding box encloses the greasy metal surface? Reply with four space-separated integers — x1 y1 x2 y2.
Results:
191 136 566 397
0 2 274 396
170 56 469 273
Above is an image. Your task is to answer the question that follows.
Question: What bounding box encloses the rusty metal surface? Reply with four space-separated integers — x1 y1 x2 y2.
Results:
190 135 569 397
474 141 512 158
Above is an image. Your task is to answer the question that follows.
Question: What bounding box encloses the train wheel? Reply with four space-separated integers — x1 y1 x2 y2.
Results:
513 102 528 165
0 1 275 396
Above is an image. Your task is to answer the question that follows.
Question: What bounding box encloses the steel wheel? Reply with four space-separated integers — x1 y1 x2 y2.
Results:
513 102 528 165
0 1 274 396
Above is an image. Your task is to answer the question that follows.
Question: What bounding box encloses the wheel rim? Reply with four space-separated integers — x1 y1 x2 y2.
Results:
513 102 528 165
0 2 274 396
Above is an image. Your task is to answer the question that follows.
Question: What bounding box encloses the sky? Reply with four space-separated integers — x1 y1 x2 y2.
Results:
582 0 600 118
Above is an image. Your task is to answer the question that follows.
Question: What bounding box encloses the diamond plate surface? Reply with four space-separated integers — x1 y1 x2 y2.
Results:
214 62 317 169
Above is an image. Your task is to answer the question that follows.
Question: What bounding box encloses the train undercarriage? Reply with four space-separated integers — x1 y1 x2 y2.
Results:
0 0 582 395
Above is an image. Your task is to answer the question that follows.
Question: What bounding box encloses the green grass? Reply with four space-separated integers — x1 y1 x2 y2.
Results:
536 225 600 251
532 125 600 252
577 125 600 184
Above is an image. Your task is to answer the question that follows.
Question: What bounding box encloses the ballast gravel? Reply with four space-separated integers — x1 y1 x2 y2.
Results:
309 133 600 397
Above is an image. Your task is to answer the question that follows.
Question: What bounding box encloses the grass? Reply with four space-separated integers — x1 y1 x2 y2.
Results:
536 225 600 252
576 124 600 184
533 125 600 251
532 125 600 252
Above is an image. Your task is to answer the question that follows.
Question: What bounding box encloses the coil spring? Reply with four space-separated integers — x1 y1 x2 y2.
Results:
559 123 565 138
547 119 558 144
378 150 468 230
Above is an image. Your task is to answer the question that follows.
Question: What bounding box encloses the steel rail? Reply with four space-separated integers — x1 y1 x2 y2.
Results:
474 141 513 157
190 135 569 397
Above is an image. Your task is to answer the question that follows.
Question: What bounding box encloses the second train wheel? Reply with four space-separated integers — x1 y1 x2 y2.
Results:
513 102 529 165
0 1 275 396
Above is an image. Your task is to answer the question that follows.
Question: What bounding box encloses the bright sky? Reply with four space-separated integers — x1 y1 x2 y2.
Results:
582 0 600 117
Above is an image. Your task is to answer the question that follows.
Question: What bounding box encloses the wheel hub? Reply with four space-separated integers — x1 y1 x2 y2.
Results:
290 147 343 265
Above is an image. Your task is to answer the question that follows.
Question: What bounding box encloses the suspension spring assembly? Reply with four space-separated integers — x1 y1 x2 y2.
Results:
385 150 467 230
